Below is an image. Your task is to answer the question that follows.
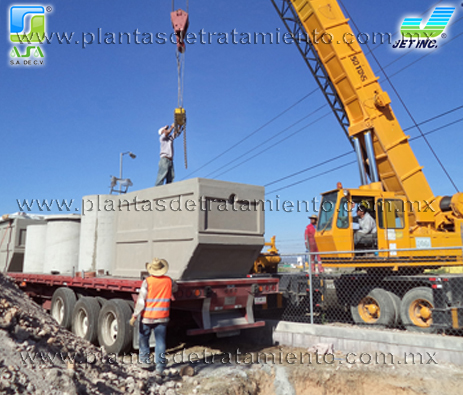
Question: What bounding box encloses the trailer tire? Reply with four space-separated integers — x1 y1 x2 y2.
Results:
351 288 395 328
386 291 402 327
72 297 100 344
51 287 77 330
400 287 436 333
95 297 107 307
98 299 133 354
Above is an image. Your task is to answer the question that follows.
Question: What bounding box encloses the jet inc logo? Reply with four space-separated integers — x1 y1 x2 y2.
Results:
394 6 456 49
10 6 46 42
400 7 455 39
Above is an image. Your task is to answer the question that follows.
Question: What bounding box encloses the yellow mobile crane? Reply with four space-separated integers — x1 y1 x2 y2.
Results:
270 0 463 331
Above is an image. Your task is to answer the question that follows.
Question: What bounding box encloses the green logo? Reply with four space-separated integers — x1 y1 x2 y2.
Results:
10 6 46 43
400 7 456 39
10 46 44 58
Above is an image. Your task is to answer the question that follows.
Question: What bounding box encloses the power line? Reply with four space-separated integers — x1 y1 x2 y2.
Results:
377 15 463 72
180 89 318 180
199 30 462 180
403 104 463 132
187 4 461 183
212 111 332 179
264 151 354 187
388 30 463 78
205 104 327 178
265 107 463 193
340 0 459 192
266 160 357 195
267 116 463 195
410 116 463 142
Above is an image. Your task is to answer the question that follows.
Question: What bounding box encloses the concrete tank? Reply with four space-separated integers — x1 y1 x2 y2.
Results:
23 224 47 273
43 215 81 274
79 195 116 274
0 216 45 272
110 178 265 280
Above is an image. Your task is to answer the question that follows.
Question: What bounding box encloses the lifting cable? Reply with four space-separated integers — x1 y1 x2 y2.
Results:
171 0 189 168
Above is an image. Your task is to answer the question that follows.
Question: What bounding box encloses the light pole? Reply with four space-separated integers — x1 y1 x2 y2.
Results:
120 151 136 180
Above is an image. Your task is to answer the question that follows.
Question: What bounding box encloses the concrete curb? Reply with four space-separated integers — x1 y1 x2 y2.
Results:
248 321 463 365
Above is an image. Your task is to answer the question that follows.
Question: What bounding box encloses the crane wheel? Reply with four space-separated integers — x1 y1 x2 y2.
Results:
351 288 395 328
400 287 436 333
385 290 402 327
72 297 101 344
50 287 77 330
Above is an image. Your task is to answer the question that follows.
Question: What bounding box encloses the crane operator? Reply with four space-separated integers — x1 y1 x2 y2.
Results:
354 204 377 247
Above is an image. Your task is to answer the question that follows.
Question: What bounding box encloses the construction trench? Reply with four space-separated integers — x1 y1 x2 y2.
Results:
2 271 463 395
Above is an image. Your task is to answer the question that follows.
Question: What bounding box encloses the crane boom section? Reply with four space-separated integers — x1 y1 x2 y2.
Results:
290 0 435 223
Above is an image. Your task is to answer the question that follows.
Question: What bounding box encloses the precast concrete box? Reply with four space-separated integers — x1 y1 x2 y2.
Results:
111 178 265 280
0 216 45 272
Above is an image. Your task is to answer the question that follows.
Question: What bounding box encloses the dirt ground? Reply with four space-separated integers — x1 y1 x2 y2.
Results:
1 272 463 395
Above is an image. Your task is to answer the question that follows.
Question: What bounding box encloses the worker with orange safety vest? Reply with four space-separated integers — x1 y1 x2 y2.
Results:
130 258 178 379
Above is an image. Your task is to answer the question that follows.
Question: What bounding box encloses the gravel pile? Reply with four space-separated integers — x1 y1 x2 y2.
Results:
0 273 188 395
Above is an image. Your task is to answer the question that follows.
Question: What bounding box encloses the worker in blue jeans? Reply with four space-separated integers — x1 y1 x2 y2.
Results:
155 124 182 186
130 258 178 381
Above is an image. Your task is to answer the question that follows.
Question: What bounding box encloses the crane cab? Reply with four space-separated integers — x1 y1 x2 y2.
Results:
315 187 413 268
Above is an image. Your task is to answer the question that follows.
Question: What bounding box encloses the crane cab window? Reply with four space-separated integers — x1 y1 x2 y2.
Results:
377 199 405 229
336 197 350 229
318 192 337 232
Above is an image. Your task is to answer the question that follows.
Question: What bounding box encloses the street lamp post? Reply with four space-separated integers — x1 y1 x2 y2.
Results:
120 151 136 180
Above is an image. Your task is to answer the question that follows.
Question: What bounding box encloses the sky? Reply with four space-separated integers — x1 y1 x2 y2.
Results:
2 0 463 254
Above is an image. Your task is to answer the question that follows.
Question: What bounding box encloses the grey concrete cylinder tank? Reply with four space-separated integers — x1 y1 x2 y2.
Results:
44 215 81 274
23 224 47 273
78 195 116 274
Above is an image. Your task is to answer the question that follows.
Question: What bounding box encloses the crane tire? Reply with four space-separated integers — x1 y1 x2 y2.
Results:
51 287 77 330
386 290 402 327
400 287 436 333
351 288 395 328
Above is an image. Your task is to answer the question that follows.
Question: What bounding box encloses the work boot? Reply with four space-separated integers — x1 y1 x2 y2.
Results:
139 361 153 370
154 371 164 384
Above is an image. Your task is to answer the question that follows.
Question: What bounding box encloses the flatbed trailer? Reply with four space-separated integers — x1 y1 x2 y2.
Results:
8 272 278 353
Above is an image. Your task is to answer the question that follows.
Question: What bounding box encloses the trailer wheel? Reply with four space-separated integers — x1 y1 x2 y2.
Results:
386 291 402 327
72 297 100 344
351 288 395 328
400 287 435 333
98 299 133 354
51 287 77 330
95 297 107 307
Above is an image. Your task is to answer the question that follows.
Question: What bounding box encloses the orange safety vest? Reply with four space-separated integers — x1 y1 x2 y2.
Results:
141 276 173 320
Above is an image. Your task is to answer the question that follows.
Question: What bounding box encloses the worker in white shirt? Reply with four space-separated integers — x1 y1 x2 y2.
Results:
354 204 377 247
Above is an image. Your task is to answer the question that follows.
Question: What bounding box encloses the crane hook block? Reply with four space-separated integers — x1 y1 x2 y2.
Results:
171 9 189 53
174 107 186 126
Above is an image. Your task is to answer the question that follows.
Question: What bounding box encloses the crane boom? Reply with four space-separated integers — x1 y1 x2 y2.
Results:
273 0 439 225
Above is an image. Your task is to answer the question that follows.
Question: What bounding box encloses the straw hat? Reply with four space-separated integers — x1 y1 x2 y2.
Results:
308 215 318 220
146 258 169 277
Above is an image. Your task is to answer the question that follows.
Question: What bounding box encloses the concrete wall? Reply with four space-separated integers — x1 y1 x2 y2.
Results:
248 321 463 366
